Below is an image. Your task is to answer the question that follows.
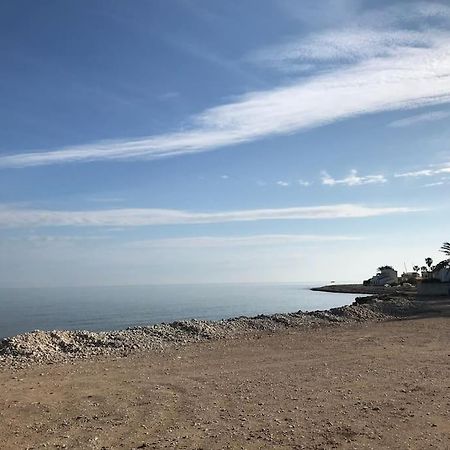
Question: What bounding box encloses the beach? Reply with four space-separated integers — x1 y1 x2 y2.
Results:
3 1 449 448
0 295 449 449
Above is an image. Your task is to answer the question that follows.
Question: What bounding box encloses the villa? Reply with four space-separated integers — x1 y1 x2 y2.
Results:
417 262 450 296
365 266 398 286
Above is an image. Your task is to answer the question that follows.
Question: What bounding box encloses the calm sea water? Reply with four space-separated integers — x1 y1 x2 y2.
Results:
0 283 356 338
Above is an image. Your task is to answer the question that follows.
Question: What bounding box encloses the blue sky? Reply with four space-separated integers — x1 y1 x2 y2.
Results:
1 0 450 287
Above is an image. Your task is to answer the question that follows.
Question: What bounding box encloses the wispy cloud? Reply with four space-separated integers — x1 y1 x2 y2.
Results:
0 233 363 247
250 3 450 69
276 180 290 187
395 169 435 178
298 179 311 187
1 235 112 243
423 181 446 187
321 170 387 186
125 234 363 249
0 204 420 228
388 110 450 128
2 4 450 168
250 28 428 69
158 91 180 101
276 0 362 29
395 163 450 178
87 196 125 203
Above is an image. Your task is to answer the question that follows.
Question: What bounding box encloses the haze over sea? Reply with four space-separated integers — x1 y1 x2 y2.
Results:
0 283 356 339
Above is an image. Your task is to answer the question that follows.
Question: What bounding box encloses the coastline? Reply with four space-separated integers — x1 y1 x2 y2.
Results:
311 283 417 295
0 297 448 449
0 292 439 369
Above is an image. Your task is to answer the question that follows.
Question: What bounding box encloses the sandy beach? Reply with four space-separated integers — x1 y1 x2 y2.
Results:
0 296 449 449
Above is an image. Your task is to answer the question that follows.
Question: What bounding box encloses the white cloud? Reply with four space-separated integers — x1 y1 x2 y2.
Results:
250 28 428 68
1 235 111 243
250 3 450 69
1 233 360 247
0 203 420 228
220 174 230 179
423 181 445 187
395 163 450 178
410 2 450 19
321 170 387 186
276 180 290 187
2 6 450 168
388 110 450 128
298 179 311 187
395 169 435 178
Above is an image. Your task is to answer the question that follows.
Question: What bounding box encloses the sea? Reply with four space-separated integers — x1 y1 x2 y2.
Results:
0 283 356 339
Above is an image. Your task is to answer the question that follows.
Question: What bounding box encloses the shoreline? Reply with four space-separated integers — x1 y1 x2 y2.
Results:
0 303 448 448
0 293 440 369
0 283 355 340
311 283 416 295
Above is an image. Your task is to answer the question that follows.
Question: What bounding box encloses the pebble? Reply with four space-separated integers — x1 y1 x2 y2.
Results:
0 296 419 368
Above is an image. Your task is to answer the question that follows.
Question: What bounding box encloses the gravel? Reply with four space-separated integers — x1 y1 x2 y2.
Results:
0 295 422 368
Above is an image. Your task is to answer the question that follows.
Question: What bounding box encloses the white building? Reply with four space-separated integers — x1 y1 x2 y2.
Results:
417 261 450 296
435 267 450 282
421 270 433 280
401 271 420 282
369 267 398 286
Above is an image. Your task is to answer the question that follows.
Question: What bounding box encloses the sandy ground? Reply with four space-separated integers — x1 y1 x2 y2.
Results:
0 314 449 450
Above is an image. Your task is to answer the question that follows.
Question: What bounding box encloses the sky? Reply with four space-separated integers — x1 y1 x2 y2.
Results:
1 0 450 287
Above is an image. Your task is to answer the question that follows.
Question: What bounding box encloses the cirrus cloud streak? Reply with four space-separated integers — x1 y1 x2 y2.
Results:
0 204 422 228
124 234 363 249
1 10 450 168
321 170 387 186
395 163 450 178
388 110 450 128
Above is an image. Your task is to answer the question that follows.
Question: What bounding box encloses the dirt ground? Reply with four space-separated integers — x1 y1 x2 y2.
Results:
0 316 449 450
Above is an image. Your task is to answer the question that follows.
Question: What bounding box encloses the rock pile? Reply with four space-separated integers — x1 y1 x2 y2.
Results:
0 296 420 368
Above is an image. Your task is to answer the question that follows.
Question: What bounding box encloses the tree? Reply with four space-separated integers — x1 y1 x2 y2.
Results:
412 265 420 272
425 257 433 269
433 242 450 274
420 266 427 272
440 242 450 257
434 259 450 272
378 265 394 272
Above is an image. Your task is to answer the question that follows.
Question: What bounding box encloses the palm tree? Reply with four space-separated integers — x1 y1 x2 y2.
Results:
425 257 434 270
434 259 450 272
440 242 450 256
430 242 450 276
420 266 427 272
412 265 420 272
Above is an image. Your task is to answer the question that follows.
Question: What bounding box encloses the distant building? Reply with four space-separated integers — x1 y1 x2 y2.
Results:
435 267 450 283
421 270 433 280
401 271 420 283
417 280 450 296
417 262 450 296
367 267 398 286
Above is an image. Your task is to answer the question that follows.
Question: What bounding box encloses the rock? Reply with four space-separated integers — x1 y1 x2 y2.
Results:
0 295 420 368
